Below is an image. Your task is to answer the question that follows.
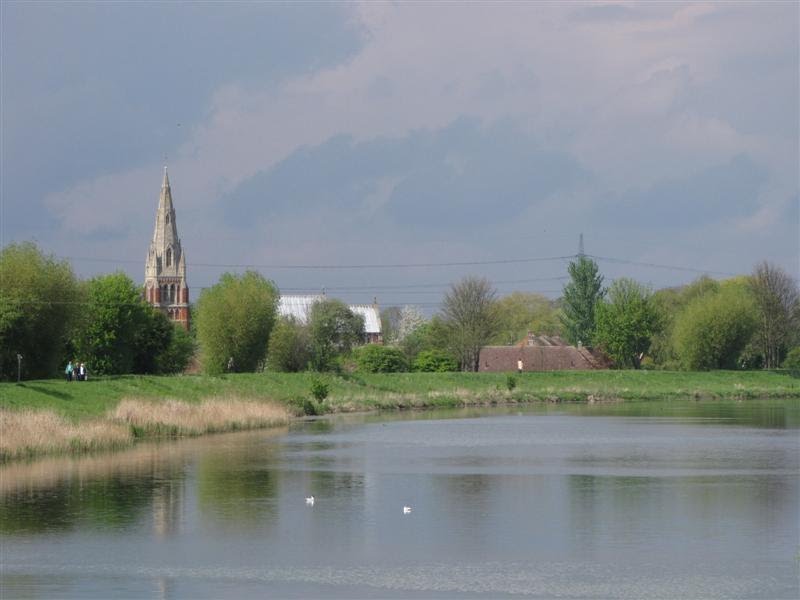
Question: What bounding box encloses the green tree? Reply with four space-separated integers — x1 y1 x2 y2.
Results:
308 299 364 371
156 323 195 374
73 272 149 375
267 316 311 372
560 256 605 346
649 276 720 367
594 278 658 368
399 316 454 364
441 276 499 372
749 262 799 368
0 242 81 379
132 307 174 374
195 271 280 374
673 280 758 370
354 344 408 373
492 292 562 345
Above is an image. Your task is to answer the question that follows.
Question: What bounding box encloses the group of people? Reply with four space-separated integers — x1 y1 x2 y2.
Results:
65 360 88 382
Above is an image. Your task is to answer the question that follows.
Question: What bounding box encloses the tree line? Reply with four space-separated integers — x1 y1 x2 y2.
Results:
2 242 798 380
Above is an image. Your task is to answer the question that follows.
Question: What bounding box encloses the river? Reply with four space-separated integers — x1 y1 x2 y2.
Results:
1 400 798 598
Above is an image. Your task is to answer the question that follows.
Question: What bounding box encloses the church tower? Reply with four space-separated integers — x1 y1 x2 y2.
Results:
144 167 190 329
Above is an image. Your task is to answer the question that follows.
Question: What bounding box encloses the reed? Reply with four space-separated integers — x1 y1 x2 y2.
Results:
0 409 131 461
112 396 291 437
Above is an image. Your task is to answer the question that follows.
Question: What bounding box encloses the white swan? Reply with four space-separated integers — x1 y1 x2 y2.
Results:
306 496 315 505
403 505 412 514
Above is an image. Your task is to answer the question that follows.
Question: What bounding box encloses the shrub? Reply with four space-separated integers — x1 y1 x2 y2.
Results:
506 375 517 391
310 379 329 402
354 344 408 373
412 350 458 372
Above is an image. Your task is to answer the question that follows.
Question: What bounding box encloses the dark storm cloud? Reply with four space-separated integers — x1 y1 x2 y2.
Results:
223 118 587 230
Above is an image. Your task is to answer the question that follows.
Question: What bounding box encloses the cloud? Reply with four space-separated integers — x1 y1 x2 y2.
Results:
4 1 798 290
222 118 587 231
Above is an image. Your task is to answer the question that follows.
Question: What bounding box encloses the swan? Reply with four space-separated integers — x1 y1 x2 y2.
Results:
403 505 412 514
306 496 315 505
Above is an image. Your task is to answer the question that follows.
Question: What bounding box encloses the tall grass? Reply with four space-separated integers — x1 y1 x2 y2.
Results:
112 396 290 437
0 409 131 461
0 397 290 461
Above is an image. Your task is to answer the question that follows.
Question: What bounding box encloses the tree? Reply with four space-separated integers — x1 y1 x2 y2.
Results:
492 292 561 345
560 256 605 347
399 315 454 364
73 272 150 375
380 306 403 345
267 316 311 372
0 242 81 379
673 280 758 370
308 299 364 371
156 324 195 374
594 278 658 368
396 305 426 344
195 271 279 375
749 262 799 368
649 276 721 368
132 307 174 374
441 276 498 372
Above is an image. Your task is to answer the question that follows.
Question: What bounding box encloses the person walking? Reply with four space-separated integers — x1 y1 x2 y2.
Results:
65 360 74 382
78 363 87 381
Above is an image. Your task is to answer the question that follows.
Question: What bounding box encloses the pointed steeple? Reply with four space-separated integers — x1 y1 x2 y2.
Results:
144 167 190 329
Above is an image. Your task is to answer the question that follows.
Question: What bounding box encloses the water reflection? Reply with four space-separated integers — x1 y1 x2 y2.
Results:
1 403 797 599
0 428 287 536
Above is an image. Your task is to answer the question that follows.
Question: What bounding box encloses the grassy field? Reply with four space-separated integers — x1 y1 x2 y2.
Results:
1 370 797 461
2 369 798 418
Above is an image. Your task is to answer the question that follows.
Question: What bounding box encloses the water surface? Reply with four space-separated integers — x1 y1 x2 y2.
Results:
1 401 798 598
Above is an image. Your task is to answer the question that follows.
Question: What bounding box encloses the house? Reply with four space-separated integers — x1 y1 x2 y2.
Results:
278 295 383 344
478 333 610 372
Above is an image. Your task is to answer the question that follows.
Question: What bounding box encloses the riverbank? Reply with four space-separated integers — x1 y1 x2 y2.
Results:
1 370 797 461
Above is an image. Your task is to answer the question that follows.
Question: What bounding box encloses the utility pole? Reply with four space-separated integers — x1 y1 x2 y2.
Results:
578 233 584 257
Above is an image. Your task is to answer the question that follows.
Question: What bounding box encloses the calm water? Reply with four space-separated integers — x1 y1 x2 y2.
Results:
1 401 798 598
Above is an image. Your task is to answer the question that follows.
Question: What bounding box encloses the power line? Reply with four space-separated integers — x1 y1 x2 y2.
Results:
59 254 577 270
586 254 736 277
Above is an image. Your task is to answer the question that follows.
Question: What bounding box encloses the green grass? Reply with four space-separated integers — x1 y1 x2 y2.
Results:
2 370 798 423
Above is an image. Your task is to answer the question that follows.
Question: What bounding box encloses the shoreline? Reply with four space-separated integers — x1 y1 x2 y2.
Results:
2 370 798 462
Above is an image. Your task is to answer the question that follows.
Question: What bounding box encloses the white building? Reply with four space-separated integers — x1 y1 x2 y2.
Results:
278 295 382 344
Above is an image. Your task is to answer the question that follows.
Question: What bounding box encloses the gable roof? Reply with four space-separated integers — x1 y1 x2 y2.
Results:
478 345 610 371
277 295 381 335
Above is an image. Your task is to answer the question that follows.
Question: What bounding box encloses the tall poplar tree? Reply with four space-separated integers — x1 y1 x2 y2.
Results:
559 256 605 347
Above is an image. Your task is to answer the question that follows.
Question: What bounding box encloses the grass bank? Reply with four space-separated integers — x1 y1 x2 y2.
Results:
1 370 797 461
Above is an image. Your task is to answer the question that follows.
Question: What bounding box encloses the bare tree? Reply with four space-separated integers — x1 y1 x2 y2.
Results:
441 276 498 372
750 262 799 368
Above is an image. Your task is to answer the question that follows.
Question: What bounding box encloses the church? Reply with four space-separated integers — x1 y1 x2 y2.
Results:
143 169 382 342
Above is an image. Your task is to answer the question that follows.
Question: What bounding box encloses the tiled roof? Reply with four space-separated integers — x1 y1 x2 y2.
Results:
478 345 610 371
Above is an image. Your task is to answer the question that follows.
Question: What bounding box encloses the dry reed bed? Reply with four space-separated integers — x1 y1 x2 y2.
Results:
0 397 291 462
0 409 131 462
112 396 290 436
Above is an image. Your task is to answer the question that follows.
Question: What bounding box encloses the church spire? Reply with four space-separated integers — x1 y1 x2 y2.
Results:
144 167 190 330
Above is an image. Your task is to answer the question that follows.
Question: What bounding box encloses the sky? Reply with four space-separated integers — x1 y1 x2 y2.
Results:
2 1 798 310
